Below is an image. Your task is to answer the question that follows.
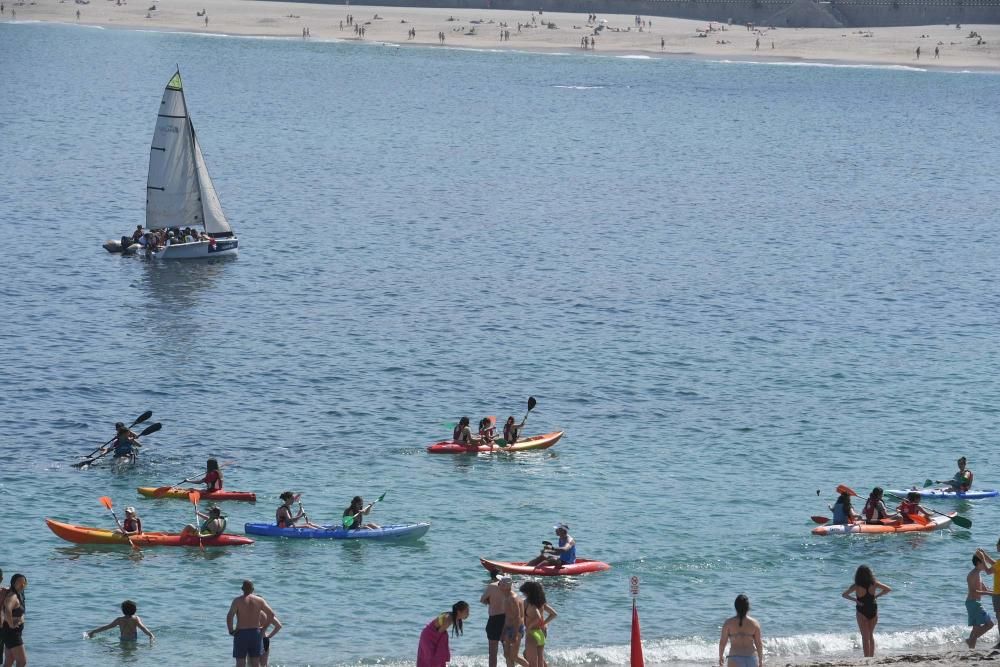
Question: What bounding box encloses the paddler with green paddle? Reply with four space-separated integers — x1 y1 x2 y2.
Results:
343 494 384 530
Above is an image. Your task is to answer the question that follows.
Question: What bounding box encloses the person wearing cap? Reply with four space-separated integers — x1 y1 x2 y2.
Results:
120 507 143 536
183 504 227 537
480 574 507 667
526 524 576 567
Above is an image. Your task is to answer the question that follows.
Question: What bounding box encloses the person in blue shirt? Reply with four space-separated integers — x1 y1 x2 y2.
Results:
527 524 576 567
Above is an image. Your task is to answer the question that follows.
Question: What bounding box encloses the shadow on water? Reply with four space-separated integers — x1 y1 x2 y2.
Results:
137 259 229 309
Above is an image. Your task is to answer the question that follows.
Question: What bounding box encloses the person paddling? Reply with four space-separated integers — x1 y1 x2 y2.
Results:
102 422 140 462
831 492 858 525
184 458 223 493
862 488 899 524
479 417 496 448
937 456 974 493
502 416 526 447
119 507 143 537
897 491 932 524
526 524 576 567
343 496 380 530
454 417 473 445
182 504 226 537
276 492 307 528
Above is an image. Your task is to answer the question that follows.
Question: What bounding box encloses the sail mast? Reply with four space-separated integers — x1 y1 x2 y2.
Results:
177 73 208 234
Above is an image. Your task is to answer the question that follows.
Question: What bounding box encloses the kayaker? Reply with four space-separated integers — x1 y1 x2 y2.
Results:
841 565 890 658
106 422 140 462
966 549 996 648
1 573 28 667
717 594 762 667
938 456 974 493
500 577 527 667
526 524 576 567
520 581 556 667
120 507 143 536
479 417 496 447
343 496 380 530
502 416 525 447
862 488 899 524
184 458 223 493
276 492 307 528
831 492 857 525
183 504 227 537
226 580 276 667
454 417 473 445
416 601 470 667
480 575 507 667
896 491 932 524
86 600 155 642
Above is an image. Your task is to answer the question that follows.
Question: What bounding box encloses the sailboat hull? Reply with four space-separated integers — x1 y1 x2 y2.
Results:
148 238 238 260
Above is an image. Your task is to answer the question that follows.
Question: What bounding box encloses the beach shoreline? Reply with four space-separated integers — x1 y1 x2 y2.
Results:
4 0 1000 71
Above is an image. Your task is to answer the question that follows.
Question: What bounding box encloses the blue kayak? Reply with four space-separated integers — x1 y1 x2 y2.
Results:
244 522 430 540
886 488 999 500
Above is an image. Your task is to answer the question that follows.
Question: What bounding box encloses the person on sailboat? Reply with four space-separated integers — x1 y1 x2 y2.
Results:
131 225 144 243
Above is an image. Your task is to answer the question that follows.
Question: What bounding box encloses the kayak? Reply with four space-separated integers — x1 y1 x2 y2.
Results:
137 487 257 503
479 557 611 576
244 522 430 540
886 488 999 500
427 431 564 454
811 513 955 535
45 518 254 547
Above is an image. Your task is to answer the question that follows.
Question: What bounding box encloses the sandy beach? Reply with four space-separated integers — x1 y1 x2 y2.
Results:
4 0 1000 70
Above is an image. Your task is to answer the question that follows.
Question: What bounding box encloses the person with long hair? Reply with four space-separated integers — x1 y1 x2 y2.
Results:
185 458 223 492
519 581 556 667
831 492 857 525
842 565 891 657
417 601 470 667
717 594 763 667
1 574 28 667
862 488 899 524
343 496 380 530
454 417 472 445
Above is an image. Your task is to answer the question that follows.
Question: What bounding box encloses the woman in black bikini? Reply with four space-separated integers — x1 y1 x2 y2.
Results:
842 565 891 657
1 573 28 667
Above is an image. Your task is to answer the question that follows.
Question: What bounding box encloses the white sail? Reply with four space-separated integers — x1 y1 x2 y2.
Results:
146 71 233 237
193 131 233 237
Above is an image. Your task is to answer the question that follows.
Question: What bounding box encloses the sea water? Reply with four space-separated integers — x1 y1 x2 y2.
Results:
1 21 1000 667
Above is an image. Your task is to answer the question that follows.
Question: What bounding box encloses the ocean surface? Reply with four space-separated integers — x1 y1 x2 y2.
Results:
2 20 1000 667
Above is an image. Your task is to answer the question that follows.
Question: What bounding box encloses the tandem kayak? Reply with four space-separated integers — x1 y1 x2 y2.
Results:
811 513 955 536
427 431 564 454
886 488 999 500
137 487 257 503
479 557 611 576
45 518 254 547
244 522 430 540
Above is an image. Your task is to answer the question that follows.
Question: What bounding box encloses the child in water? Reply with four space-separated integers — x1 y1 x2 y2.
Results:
86 600 155 642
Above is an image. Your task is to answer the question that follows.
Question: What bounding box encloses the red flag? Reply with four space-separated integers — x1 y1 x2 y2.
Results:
630 599 644 667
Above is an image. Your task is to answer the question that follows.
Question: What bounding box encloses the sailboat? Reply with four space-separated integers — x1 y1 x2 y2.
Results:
104 70 238 258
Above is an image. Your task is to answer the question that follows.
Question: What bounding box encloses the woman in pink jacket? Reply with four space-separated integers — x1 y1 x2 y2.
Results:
417 601 470 667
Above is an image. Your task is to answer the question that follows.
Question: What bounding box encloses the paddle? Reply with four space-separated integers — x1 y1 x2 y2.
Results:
75 422 161 468
99 496 140 552
149 459 236 498
811 515 830 524
838 484 971 529
189 490 205 550
342 491 388 528
74 411 153 465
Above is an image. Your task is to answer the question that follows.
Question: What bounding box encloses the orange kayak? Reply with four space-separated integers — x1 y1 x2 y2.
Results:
427 431 563 454
45 518 254 547
811 513 954 535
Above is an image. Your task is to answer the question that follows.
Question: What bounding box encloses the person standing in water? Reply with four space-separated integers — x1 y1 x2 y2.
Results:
500 577 527 667
226 580 276 667
842 565 890 657
520 581 556 667
417 601 470 667
86 600 155 642
717 594 762 667
480 575 506 667
1 574 28 667
966 549 995 648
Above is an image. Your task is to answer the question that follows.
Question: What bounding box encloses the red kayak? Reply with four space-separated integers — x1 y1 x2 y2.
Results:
137 487 257 503
427 431 563 454
480 557 611 576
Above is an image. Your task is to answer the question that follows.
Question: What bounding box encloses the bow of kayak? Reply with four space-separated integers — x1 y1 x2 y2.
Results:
427 431 563 454
479 557 611 576
45 518 254 547
811 513 955 535
886 488 999 500
245 522 430 540
137 487 257 503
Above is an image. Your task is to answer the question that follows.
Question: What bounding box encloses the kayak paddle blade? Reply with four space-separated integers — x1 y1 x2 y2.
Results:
923 479 935 488
189 490 201 505
99 496 113 510
953 515 972 529
527 396 537 412
151 486 173 498
836 484 859 498
139 422 162 437
342 515 354 528
131 410 153 426
377 491 387 502
810 516 830 524
906 513 930 526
